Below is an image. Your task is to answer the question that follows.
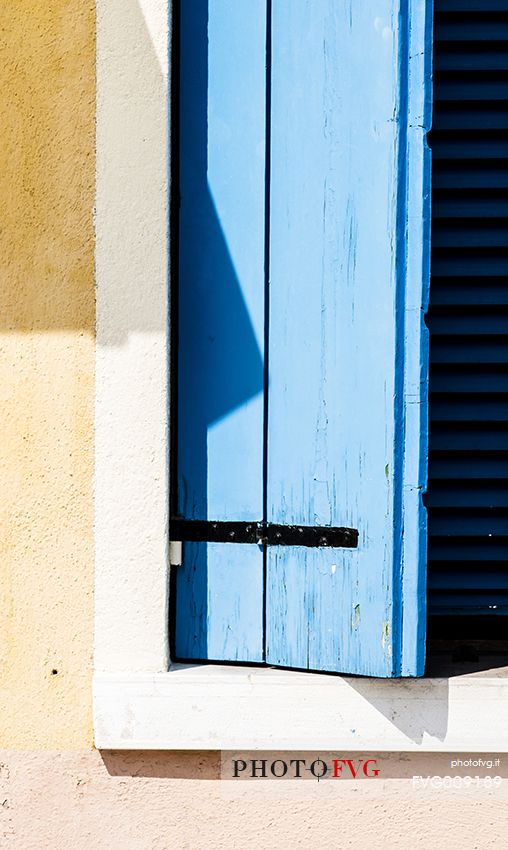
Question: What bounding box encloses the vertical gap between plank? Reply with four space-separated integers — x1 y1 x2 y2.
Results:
262 0 273 662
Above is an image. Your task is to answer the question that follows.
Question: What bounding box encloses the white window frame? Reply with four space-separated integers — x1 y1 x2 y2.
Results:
93 0 508 751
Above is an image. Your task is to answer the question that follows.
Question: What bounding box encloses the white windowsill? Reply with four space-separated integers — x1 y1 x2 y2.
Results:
95 0 507 756
93 664 508 751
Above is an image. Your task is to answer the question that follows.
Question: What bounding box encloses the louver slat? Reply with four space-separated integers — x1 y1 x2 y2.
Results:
427 0 508 615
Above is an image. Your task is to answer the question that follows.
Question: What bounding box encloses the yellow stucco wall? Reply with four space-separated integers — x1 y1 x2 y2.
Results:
0 0 95 748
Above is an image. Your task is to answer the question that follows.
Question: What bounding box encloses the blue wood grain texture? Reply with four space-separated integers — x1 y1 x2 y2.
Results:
400 0 433 676
174 542 263 662
266 0 430 676
177 0 266 522
174 1 266 662
175 0 430 674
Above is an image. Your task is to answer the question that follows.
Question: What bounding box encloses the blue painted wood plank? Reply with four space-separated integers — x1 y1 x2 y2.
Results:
266 547 384 675
174 2 266 662
174 543 264 662
177 0 266 522
266 0 430 677
399 0 432 675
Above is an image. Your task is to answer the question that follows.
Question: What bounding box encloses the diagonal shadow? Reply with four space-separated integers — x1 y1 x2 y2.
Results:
343 675 449 746
175 0 264 517
172 0 265 660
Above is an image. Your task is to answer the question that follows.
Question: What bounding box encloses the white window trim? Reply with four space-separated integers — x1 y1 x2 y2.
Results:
93 0 508 751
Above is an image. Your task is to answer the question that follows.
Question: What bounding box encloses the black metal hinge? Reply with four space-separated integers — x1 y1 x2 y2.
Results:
170 519 358 549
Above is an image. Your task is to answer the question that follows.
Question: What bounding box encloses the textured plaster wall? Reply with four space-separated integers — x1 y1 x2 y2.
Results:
0 1 507 848
3 751 506 850
0 0 95 748
0 750 507 850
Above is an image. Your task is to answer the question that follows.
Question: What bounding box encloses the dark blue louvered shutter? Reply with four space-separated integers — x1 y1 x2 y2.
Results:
427 0 508 616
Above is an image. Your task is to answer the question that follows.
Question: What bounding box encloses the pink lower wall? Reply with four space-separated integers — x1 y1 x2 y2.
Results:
1 750 507 849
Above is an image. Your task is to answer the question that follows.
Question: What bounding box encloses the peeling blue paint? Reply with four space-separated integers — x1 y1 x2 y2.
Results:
175 0 430 677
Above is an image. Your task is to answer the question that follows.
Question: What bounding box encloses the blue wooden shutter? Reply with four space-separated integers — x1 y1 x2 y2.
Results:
173 0 431 677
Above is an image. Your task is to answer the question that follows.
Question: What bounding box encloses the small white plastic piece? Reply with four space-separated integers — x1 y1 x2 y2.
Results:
169 541 182 567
